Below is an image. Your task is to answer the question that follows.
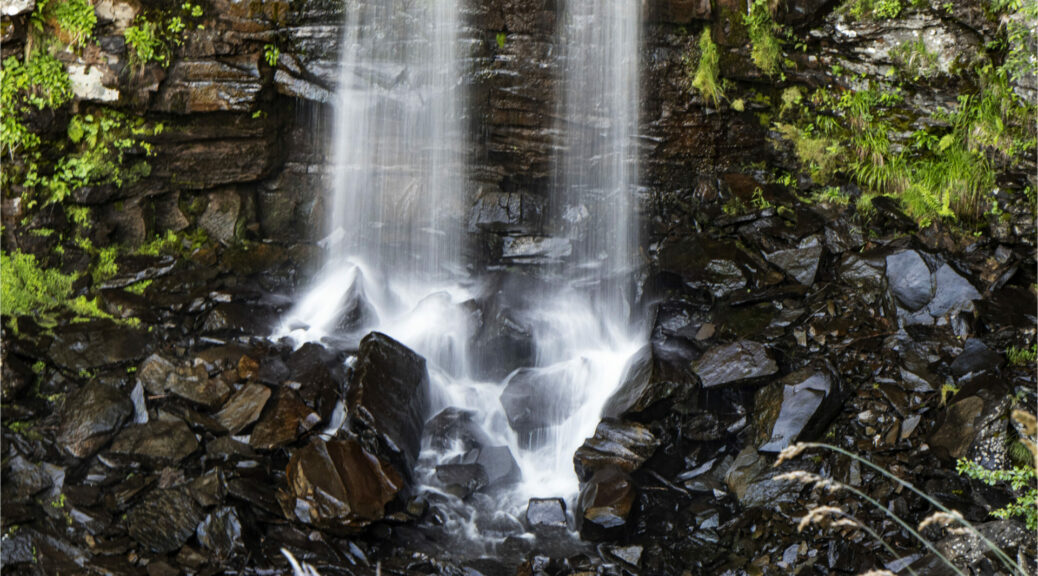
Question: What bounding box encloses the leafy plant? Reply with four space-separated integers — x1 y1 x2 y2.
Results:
1 53 73 156
691 27 723 107
124 20 170 70
744 0 782 76
891 37 939 80
957 459 1037 531
264 43 280 67
44 0 97 47
1007 344 1037 367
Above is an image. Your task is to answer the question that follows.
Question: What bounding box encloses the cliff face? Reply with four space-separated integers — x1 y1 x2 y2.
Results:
2 0 1033 257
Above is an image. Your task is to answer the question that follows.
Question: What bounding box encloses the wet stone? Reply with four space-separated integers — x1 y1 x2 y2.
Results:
765 236 823 285
5 454 55 501
215 383 271 434
927 264 981 318
127 488 205 553
753 367 843 453
526 498 567 528
602 343 697 419
426 407 494 452
138 354 231 408
693 340 777 388
58 381 133 459
577 466 635 541
886 250 933 312
474 445 522 488
196 506 244 562
500 367 584 443
435 463 489 498
949 338 1003 378
48 321 150 371
280 437 403 532
109 418 200 465
250 388 320 450
348 332 430 472
573 418 659 482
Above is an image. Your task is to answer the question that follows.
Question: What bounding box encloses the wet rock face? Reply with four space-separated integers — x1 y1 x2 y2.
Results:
526 498 567 528
347 332 431 474
426 407 494 452
692 340 778 388
250 388 320 450
753 366 844 453
215 383 272 434
48 321 150 371
279 437 403 532
58 381 133 458
930 377 1012 469
577 466 636 541
886 250 933 311
573 418 660 482
765 235 823 285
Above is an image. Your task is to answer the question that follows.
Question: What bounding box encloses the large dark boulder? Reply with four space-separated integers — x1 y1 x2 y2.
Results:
58 381 133 459
930 376 1011 469
426 407 494 452
279 437 403 533
347 332 431 477
573 418 660 482
692 340 777 388
602 342 698 420
576 466 636 541
500 366 585 444
753 365 844 453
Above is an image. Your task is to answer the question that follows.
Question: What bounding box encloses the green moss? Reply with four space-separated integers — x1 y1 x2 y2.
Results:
1007 344 1037 367
125 279 153 295
0 53 72 157
1 252 76 327
691 27 723 107
744 0 782 76
92 246 119 284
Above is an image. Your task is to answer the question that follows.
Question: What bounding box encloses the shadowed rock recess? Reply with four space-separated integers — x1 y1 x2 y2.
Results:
1 0 1036 573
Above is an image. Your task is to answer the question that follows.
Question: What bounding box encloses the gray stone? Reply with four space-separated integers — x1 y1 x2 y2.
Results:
886 250 933 311
928 264 980 318
58 381 133 459
766 236 823 285
693 341 777 388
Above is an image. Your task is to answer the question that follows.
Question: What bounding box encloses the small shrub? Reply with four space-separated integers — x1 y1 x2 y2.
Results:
46 0 97 47
124 20 170 70
264 43 280 67
691 27 723 107
1 252 76 327
957 458 1037 531
1007 344 1037 367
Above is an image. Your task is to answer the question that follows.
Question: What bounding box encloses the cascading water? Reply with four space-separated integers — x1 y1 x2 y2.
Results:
275 0 644 551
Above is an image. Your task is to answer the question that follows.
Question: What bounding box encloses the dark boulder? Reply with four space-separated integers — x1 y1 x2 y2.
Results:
753 366 844 453
949 339 1003 378
573 418 660 482
426 407 494 452
215 383 271 434
765 235 823 285
138 354 230 408
460 445 523 488
526 498 567 528
602 343 697 420
576 466 636 541
250 388 320 450
109 418 200 465
127 488 205 554
435 463 489 498
58 381 133 459
48 321 150 371
500 366 585 443
930 377 1011 469
279 437 403 532
347 332 430 476
196 506 244 562
692 340 777 388
886 250 933 312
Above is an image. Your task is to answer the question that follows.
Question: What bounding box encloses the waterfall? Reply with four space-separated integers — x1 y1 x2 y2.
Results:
275 0 644 542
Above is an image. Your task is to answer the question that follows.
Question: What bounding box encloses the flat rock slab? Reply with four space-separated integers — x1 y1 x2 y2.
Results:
109 419 199 465
574 418 659 482
765 235 823 285
215 383 271 434
127 488 204 554
138 354 230 408
58 381 133 459
693 341 777 388
526 498 567 528
250 388 319 450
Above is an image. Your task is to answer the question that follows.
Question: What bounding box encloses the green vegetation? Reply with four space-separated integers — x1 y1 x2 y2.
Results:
125 279 153 295
496 32 506 49
92 246 119 284
38 0 97 47
844 0 904 20
890 37 939 80
957 458 1037 531
1007 344 1037 367
1 53 73 156
691 27 723 107
0 252 114 330
264 43 280 67
124 2 204 71
744 0 783 76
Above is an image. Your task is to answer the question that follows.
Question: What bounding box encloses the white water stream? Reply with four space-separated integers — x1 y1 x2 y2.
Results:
274 0 644 535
